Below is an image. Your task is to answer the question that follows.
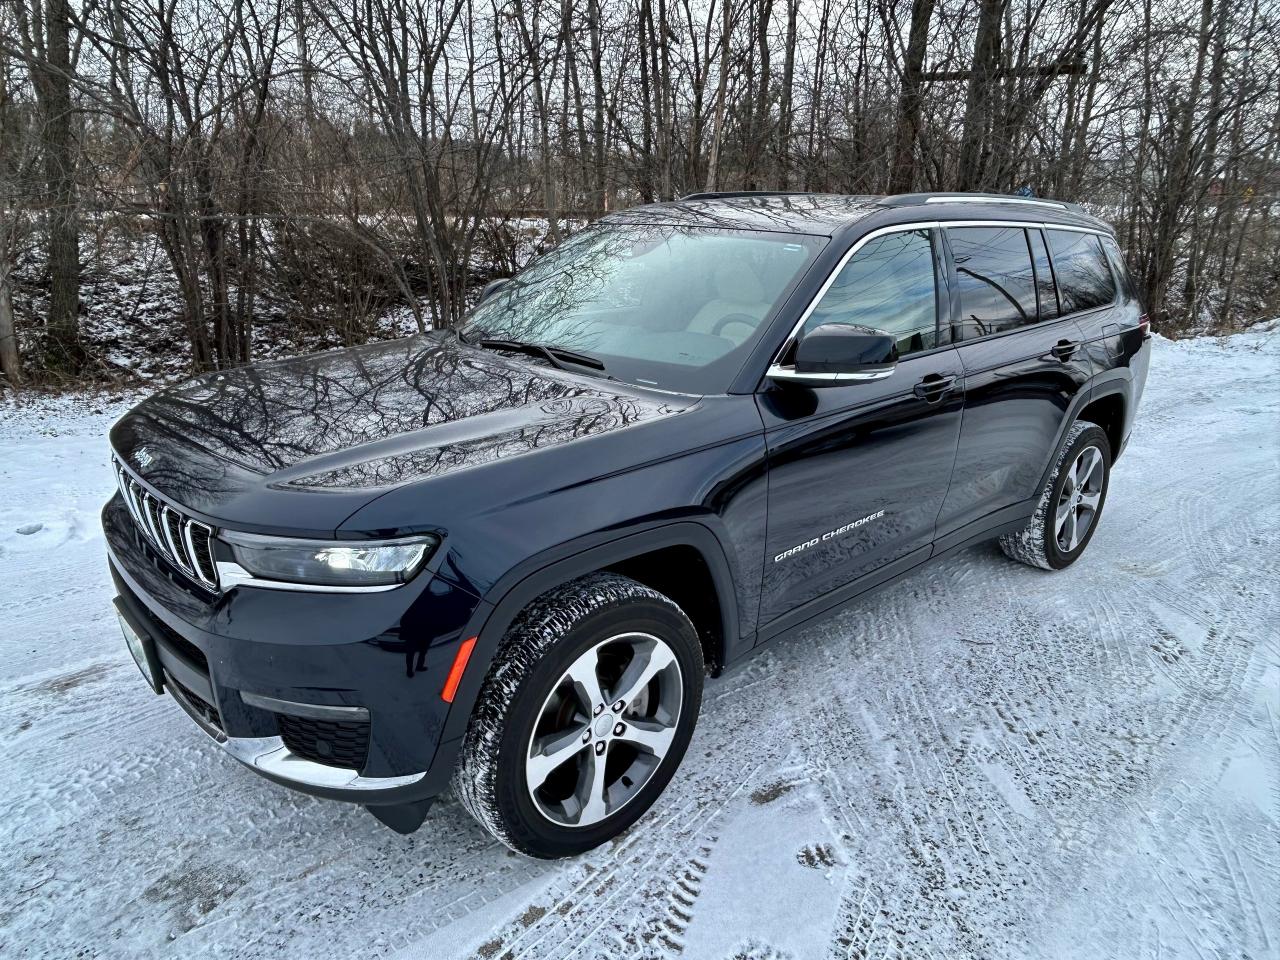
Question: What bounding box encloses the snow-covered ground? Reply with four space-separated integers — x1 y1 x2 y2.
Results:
2 331 1277 960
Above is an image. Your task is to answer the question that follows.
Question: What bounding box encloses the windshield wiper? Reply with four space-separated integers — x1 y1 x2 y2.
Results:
473 337 607 372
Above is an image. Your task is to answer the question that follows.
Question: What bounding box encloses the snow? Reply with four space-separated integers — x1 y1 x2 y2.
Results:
2 330 1278 959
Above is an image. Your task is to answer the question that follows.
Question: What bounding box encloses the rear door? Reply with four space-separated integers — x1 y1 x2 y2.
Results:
935 224 1093 543
1045 228 1127 375
757 226 963 628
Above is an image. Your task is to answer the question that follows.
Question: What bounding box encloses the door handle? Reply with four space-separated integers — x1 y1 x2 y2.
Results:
1052 339 1080 361
913 374 956 402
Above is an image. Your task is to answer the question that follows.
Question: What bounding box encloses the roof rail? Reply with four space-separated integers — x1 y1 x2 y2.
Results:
884 192 1088 215
678 190 816 202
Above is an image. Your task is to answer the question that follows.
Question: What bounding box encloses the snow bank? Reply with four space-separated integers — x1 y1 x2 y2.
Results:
1 330 1276 959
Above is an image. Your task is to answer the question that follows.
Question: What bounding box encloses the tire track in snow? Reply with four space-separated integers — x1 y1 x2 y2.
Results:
4 333 1278 960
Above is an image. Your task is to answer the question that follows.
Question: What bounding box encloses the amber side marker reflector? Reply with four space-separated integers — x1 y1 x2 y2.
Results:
441 636 478 703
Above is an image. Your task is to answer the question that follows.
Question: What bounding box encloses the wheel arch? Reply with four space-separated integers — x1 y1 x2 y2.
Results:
433 521 741 758
1078 384 1128 461
1036 371 1132 493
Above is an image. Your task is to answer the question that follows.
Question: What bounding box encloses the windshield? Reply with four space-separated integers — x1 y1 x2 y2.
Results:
461 223 824 393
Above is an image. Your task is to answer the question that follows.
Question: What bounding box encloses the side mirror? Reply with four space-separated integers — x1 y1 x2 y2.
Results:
767 324 898 387
479 277 510 303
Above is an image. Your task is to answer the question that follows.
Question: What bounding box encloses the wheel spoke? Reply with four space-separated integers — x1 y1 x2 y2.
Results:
525 631 686 830
1077 489 1101 512
527 725 589 791
1083 447 1103 486
575 746 610 825
563 647 606 714
1067 507 1082 550
616 718 676 759
609 640 676 710
1055 497 1074 537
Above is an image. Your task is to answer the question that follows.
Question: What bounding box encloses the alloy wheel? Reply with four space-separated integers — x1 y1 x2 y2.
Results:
525 632 683 828
1055 444 1104 552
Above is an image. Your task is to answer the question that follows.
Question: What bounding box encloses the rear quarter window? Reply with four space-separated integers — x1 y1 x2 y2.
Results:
1046 230 1116 314
1099 234 1139 302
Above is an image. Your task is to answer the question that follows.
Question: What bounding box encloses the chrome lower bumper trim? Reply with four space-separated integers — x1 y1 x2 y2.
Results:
221 736 428 792
239 690 370 722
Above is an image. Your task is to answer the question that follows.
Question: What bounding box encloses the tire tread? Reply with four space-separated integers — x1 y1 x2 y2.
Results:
455 572 697 856
999 420 1109 570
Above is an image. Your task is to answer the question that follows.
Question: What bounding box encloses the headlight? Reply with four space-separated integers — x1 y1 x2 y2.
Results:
220 530 438 589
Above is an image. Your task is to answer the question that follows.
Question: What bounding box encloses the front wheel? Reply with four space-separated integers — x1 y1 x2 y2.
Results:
455 573 703 858
1000 420 1112 570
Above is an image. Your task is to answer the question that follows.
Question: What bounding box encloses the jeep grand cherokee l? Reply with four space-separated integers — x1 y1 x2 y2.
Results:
104 192 1151 858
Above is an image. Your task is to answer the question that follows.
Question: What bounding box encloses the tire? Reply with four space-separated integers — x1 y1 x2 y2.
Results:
999 420 1112 570
455 572 704 858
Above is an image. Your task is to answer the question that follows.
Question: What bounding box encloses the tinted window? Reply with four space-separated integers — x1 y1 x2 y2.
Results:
947 226 1038 339
1099 234 1137 301
1046 230 1116 313
1028 229 1060 320
803 229 939 356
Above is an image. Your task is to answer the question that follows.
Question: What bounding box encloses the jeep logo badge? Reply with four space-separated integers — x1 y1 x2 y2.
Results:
133 447 154 469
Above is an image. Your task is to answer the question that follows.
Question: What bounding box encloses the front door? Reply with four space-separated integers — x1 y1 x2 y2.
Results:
757 227 962 628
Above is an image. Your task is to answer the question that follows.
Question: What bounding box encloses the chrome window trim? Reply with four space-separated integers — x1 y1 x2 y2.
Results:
769 220 942 367
1040 225 1120 315
766 366 897 383
768 218 1114 371
943 218 1108 235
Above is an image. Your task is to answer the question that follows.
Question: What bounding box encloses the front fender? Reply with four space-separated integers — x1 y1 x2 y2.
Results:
426 519 744 776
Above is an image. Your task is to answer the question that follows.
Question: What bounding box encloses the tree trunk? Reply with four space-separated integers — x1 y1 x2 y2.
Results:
889 0 936 194
957 0 1004 190
775 0 798 189
0 245 20 386
1143 0 1215 323
587 0 607 210
704 0 732 191
39 0 83 374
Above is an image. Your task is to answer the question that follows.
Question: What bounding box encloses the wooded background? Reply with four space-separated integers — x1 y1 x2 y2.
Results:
1 0 1276 386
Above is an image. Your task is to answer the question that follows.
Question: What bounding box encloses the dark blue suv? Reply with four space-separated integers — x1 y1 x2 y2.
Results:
103 192 1150 857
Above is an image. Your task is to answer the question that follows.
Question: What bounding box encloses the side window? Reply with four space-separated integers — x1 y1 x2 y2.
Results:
946 226 1038 340
803 229 939 357
1027 229 1060 321
1098 234 1137 302
1046 230 1116 314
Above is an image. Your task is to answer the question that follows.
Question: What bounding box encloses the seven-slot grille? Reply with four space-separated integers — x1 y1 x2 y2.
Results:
112 455 219 590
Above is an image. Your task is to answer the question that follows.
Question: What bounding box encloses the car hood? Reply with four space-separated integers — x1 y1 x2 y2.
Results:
110 333 691 535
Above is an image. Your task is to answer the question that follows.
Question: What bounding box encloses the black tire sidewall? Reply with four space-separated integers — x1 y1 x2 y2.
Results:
1042 424 1112 569
491 597 702 858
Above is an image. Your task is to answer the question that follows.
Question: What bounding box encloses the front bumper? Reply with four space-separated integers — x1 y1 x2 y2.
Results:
104 494 482 806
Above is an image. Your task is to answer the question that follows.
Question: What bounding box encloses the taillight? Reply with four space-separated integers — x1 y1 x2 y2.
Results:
1138 314 1151 338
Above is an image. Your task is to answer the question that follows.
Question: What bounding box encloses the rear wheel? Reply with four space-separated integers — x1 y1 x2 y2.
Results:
1000 420 1111 570
456 573 703 858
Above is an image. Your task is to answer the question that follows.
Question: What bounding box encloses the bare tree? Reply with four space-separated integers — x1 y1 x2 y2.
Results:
1 0 1276 385
13 0 83 375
